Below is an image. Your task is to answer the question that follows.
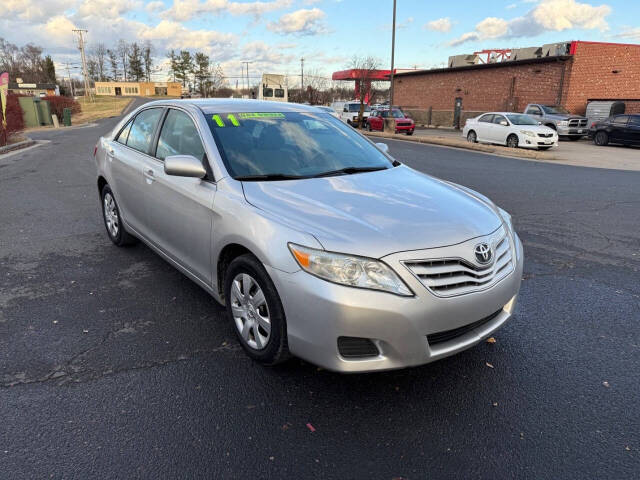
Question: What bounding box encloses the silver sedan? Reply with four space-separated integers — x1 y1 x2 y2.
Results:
94 99 523 372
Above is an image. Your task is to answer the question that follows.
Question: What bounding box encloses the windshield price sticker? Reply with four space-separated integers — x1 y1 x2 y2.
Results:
211 112 285 127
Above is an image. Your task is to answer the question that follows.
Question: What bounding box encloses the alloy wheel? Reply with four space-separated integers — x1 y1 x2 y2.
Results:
103 193 119 238
507 135 519 148
467 131 477 143
230 273 271 350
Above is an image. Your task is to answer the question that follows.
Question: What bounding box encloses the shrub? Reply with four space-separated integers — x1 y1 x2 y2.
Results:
42 95 81 120
1 94 25 145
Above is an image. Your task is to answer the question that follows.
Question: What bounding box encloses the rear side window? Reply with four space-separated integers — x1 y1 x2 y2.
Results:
127 108 163 154
479 114 494 123
116 120 132 145
274 89 285 98
156 109 205 162
613 115 629 125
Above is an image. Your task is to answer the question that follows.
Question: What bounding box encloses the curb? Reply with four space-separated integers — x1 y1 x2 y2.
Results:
0 138 36 155
363 130 559 161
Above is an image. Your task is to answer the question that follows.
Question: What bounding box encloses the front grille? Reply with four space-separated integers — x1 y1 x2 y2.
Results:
538 133 553 138
568 118 588 128
427 309 502 346
396 122 411 126
337 337 379 358
403 229 514 297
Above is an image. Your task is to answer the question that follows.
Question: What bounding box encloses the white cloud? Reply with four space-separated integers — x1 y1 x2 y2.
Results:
139 20 236 51
267 8 328 35
425 17 453 33
2 0 75 21
77 0 141 18
449 0 611 46
145 1 165 14
506 3 518 9
616 27 640 40
161 0 293 22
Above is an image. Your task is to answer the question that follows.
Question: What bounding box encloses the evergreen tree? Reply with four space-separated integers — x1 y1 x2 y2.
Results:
128 42 144 82
43 55 56 83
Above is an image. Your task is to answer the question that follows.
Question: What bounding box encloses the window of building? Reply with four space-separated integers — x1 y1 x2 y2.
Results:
274 88 284 98
263 87 273 98
156 109 206 162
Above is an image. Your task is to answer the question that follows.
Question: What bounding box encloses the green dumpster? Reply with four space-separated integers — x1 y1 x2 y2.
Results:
18 97 42 127
63 108 72 127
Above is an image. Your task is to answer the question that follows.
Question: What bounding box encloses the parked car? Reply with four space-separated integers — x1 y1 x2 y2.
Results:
315 105 340 119
523 104 588 140
367 109 415 135
338 101 371 127
589 114 640 147
463 112 558 150
95 99 523 373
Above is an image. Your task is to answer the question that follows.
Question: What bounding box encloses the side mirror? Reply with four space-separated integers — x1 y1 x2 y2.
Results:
500 120 509 126
538 121 542 125
376 143 390 154
164 155 206 178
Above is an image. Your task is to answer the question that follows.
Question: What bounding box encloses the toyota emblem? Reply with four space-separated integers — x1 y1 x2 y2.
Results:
474 243 492 264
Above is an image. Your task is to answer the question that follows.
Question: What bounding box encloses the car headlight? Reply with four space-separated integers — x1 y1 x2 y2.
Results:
520 130 536 136
558 121 568 127
498 207 513 232
288 244 412 296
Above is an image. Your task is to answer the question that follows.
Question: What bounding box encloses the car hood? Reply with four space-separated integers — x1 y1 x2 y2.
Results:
242 165 502 258
517 124 556 134
544 113 586 121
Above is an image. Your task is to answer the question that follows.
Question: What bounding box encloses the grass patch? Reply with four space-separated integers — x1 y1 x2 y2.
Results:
73 96 133 124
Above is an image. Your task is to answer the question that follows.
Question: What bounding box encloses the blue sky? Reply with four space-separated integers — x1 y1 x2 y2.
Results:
2 0 639 84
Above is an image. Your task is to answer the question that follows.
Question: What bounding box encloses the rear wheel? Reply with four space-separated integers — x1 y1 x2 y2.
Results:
224 254 290 365
506 134 519 148
594 131 609 146
467 130 477 143
100 185 138 246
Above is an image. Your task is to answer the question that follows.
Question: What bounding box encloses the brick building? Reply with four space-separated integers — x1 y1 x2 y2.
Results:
94 81 182 97
394 41 640 127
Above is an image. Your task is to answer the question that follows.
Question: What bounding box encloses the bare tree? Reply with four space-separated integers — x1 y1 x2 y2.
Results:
107 49 118 80
143 40 154 82
347 55 379 128
0 38 21 78
117 39 129 81
92 43 107 81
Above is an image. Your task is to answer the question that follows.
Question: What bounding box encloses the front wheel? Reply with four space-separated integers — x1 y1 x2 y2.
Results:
538 146 552 151
367 123 372 132
466 130 477 143
506 134 519 148
594 131 609 146
406 131 414 136
224 254 290 365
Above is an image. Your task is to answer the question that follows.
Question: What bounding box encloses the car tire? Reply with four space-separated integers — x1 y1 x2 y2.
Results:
594 131 609 146
467 130 477 143
224 254 290 366
506 134 519 148
568 136 583 141
100 184 138 246
406 131 413 136
367 123 372 132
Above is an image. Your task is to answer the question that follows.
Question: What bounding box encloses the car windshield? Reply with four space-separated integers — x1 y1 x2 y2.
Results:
348 104 371 112
506 114 538 125
541 105 569 114
206 112 393 180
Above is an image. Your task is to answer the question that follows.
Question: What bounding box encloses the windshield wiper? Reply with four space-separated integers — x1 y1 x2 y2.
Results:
311 166 389 178
234 174 306 181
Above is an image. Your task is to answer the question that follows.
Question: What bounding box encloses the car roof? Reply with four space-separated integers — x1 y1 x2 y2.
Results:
140 98 319 114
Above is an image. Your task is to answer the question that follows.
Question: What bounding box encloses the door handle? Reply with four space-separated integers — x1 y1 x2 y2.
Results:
106 147 115 158
144 168 155 183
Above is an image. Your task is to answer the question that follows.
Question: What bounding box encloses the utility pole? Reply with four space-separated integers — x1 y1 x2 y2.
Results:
241 61 253 98
389 0 397 108
72 29 93 101
64 63 75 97
300 57 305 98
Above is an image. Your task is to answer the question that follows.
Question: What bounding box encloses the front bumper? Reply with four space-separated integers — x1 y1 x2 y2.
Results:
519 133 558 148
267 232 524 373
556 125 587 136
395 124 415 132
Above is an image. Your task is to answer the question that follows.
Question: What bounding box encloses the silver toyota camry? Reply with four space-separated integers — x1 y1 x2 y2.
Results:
94 99 523 372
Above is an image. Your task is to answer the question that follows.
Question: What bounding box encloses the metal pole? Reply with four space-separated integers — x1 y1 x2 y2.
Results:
300 57 304 100
73 29 92 101
389 0 396 108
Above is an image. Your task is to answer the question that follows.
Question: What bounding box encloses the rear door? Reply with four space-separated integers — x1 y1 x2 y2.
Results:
626 115 640 145
610 115 629 142
144 107 216 284
475 114 494 142
109 108 163 235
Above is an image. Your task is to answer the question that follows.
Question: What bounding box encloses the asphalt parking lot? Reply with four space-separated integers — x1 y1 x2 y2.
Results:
413 127 640 171
1 105 639 479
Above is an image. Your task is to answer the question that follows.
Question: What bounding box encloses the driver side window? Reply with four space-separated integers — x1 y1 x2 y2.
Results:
156 109 206 162
493 115 508 125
